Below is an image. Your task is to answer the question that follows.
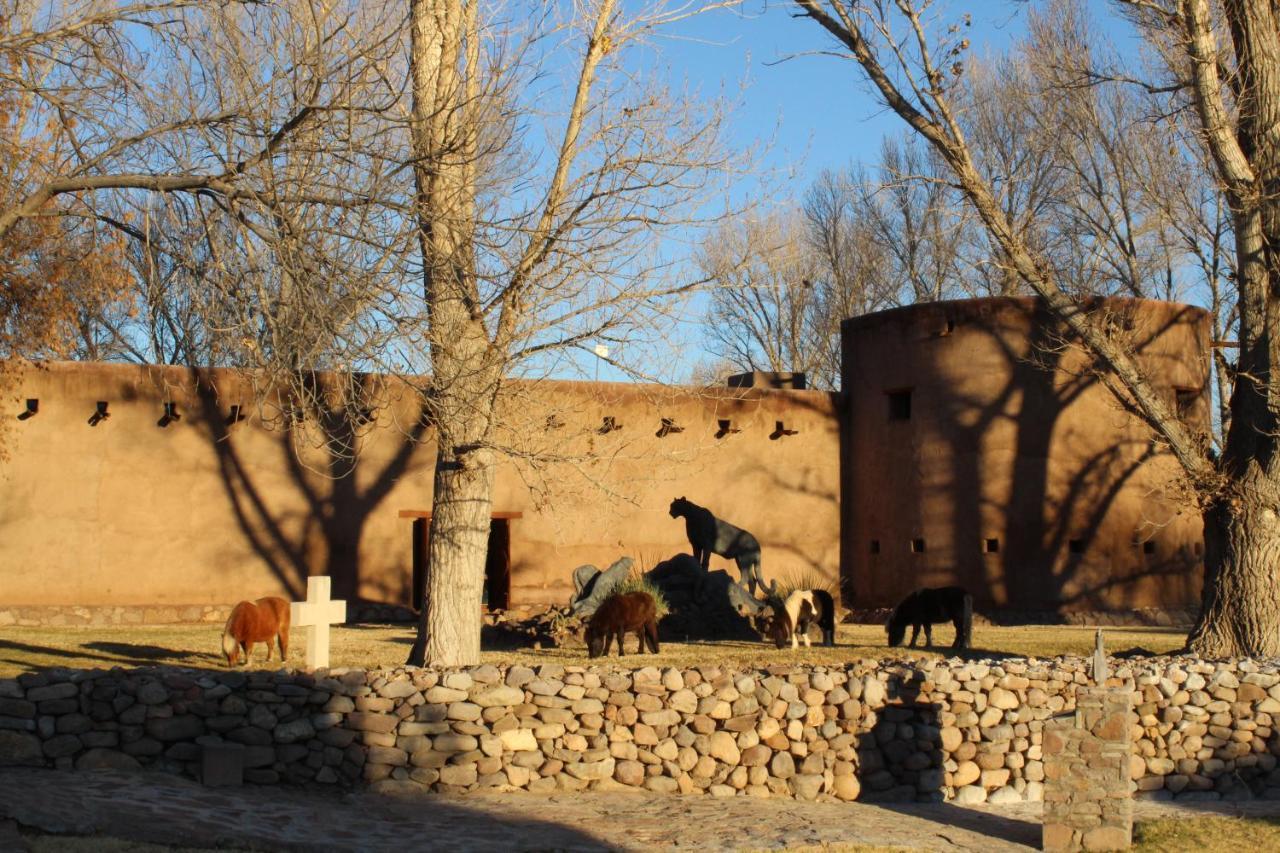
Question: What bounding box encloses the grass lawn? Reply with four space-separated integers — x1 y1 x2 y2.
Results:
0 622 1188 677
1132 816 1280 852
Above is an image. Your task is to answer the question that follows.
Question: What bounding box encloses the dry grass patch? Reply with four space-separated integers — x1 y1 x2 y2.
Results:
0 622 1187 677
1133 816 1280 852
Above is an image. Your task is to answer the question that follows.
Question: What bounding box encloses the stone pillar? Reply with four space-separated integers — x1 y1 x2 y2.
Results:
1043 686 1133 852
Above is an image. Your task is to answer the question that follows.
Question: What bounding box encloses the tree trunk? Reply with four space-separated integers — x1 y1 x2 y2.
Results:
404 0 498 667
405 420 495 667
1188 484 1280 658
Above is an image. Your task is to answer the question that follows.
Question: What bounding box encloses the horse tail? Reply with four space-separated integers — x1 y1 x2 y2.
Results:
814 589 836 646
960 592 973 650
221 607 240 664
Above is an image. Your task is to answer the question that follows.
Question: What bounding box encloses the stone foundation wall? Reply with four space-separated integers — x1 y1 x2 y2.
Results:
1 656 1277 803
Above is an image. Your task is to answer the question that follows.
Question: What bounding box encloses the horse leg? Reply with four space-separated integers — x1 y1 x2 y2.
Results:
646 621 660 654
909 625 920 648
698 548 710 572
279 630 288 661
924 624 933 648
615 628 625 657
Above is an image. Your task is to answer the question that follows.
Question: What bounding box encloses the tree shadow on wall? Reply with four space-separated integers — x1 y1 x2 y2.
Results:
852 299 1205 615
191 368 431 605
856 675 1039 848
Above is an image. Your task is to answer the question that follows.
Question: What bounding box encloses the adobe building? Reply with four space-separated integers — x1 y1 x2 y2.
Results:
0 295 1209 625
0 362 840 624
841 296 1209 617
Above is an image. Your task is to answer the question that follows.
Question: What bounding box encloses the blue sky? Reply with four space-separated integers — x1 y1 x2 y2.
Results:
572 1 1148 381
657 1 1136 186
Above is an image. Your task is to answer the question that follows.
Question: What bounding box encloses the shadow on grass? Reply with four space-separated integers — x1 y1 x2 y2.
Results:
0 638 221 674
82 642 222 665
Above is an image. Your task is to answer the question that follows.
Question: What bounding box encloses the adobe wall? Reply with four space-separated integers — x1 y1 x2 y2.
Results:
0 362 840 616
841 297 1210 613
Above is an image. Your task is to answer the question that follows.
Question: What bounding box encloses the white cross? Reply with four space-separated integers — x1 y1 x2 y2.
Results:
290 576 346 670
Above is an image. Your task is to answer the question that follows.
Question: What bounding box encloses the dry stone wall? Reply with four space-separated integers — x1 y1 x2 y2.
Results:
1 656 1279 804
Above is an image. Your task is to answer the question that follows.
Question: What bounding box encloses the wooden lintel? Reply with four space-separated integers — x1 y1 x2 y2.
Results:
398 509 523 520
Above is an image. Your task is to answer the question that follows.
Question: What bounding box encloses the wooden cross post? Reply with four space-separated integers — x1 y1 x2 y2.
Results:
291 576 347 670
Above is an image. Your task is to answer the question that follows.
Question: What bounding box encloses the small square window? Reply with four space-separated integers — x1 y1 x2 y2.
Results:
888 389 912 421
983 538 999 554
1068 539 1085 554
1174 387 1200 420
869 540 880 555
910 538 926 554
1143 541 1156 555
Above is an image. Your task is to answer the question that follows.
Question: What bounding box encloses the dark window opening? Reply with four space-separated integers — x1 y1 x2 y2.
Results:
598 415 621 434
910 538 926 554
1174 387 1200 420
888 389 912 421
226 404 246 426
1143 540 1156 555
88 401 110 426
983 538 999 554
18 398 38 420
1068 539 1085 554
869 540 880 555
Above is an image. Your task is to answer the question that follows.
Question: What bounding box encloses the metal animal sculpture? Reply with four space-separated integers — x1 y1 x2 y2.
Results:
585 591 660 658
668 496 765 597
569 556 634 617
221 596 291 666
885 586 972 650
758 589 835 649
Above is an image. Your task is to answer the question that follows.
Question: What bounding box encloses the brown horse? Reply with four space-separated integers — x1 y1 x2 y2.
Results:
585 591 660 658
222 597 290 666
756 589 836 649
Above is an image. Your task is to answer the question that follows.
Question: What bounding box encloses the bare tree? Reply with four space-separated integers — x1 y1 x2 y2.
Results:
697 209 831 385
791 0 1280 657
404 0 738 665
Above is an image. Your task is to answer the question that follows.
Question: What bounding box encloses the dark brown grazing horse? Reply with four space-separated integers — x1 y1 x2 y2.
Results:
585 591 660 658
222 597 290 666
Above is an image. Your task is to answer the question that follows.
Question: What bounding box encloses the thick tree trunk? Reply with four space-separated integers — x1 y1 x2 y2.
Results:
405 421 495 667
1188 485 1280 658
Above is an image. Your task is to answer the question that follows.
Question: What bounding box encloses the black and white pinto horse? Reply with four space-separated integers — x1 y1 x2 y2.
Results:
668 497 766 597
886 586 973 650
760 589 836 649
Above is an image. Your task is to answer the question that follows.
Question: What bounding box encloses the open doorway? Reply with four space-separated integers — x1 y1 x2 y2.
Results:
405 511 519 612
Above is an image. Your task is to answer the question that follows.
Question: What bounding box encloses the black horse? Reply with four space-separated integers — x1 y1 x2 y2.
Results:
668 496 765 596
886 586 973 650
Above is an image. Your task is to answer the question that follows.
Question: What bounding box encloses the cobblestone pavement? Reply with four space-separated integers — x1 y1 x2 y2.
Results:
1 769 1278 852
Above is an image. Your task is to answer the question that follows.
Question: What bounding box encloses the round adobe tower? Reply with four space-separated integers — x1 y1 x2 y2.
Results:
840 296 1210 616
